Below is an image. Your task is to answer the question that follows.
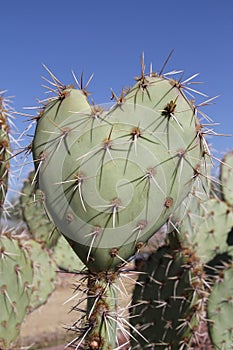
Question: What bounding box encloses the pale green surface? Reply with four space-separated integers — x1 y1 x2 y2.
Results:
0 235 33 349
33 76 208 272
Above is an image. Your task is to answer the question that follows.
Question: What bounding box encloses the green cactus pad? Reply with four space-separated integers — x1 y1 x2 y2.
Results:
52 235 84 272
32 71 210 272
20 171 60 248
207 264 233 349
23 239 57 311
220 150 233 207
170 156 211 246
0 234 33 349
130 244 205 349
191 198 233 263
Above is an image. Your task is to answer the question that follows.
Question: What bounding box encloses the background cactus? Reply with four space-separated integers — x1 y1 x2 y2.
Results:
0 234 33 349
220 150 233 207
22 239 57 311
130 237 207 349
20 170 60 248
131 149 233 349
52 235 84 272
207 262 233 349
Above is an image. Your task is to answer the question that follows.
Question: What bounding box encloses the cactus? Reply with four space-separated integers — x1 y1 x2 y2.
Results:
130 233 208 350
220 150 233 207
0 234 33 349
192 198 233 263
32 65 209 273
20 170 60 248
52 234 84 272
0 92 12 218
207 263 233 349
22 239 57 311
30 58 212 350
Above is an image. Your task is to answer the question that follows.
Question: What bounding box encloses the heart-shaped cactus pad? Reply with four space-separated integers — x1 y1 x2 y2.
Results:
32 66 210 272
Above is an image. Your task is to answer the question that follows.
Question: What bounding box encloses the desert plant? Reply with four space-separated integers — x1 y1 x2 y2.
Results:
131 149 233 349
31 56 212 349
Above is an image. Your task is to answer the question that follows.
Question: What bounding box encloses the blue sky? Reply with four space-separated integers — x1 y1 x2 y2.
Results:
1 0 232 180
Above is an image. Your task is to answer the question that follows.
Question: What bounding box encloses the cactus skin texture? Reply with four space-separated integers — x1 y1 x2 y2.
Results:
0 234 33 349
193 198 233 263
32 69 209 274
20 170 60 248
207 263 233 349
130 237 207 350
220 150 233 207
22 239 57 311
52 235 84 272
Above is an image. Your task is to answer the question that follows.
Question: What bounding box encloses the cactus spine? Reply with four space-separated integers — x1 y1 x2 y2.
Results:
0 92 11 217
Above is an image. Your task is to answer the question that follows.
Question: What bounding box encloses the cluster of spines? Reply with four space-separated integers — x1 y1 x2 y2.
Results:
0 92 12 219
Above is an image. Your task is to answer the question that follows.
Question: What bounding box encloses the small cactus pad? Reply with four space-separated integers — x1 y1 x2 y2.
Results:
192 198 233 263
0 234 33 349
20 171 60 248
207 264 233 349
130 244 206 349
32 68 210 272
23 239 57 311
52 235 84 272
220 150 233 207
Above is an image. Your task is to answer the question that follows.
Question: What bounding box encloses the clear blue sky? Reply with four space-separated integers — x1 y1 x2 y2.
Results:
1 0 232 169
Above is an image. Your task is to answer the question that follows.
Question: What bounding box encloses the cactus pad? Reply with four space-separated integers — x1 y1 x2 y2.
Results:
130 243 206 349
220 150 233 207
33 69 210 272
192 198 233 263
52 235 84 272
23 239 57 311
20 171 60 248
207 263 233 349
0 234 33 349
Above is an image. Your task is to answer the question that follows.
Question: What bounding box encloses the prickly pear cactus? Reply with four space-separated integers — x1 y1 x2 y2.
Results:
32 66 209 273
130 240 207 349
207 263 233 349
191 198 233 264
220 150 233 207
22 239 57 311
20 170 60 248
0 234 33 349
0 92 11 217
52 235 84 272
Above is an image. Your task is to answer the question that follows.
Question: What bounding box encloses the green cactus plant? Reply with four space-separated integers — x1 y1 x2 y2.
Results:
130 233 208 350
52 234 84 272
30 57 212 350
20 170 60 248
131 148 233 349
192 198 233 263
32 65 209 273
22 239 57 311
220 150 233 207
207 262 233 349
0 234 33 349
